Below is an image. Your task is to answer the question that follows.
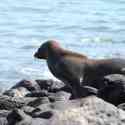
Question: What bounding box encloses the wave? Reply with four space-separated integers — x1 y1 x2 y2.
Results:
81 37 113 43
20 67 59 81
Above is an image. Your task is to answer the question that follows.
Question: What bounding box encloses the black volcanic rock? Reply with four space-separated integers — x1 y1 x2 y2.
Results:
7 109 32 125
80 86 98 97
6 96 125 125
36 79 65 92
12 79 41 92
3 87 30 97
1 74 125 125
98 74 125 106
0 110 10 125
25 90 49 97
28 97 50 107
0 95 37 110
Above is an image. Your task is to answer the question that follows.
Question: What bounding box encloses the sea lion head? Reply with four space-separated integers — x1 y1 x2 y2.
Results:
34 40 60 59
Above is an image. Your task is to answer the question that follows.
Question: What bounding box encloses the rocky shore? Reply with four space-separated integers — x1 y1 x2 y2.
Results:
1 74 125 125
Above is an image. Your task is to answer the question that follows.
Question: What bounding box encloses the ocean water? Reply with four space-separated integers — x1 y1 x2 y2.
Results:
0 0 125 89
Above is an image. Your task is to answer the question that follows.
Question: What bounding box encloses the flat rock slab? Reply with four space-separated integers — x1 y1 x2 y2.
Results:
48 96 125 125
6 96 125 125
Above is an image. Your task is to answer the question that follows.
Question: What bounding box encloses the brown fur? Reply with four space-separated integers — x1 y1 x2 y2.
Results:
34 40 125 89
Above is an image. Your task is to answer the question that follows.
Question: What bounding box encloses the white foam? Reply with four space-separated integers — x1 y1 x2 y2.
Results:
81 36 113 43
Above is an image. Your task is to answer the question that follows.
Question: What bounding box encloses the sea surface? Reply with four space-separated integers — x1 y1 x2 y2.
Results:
0 0 125 89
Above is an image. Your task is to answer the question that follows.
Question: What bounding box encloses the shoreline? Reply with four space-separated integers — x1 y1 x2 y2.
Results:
0 74 125 124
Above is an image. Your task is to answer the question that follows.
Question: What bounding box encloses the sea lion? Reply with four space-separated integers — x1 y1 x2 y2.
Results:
34 40 125 91
34 40 89 97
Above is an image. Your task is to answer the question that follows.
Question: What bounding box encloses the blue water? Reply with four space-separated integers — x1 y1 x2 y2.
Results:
0 0 125 89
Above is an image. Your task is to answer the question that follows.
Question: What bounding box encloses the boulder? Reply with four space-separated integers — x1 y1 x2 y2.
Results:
4 87 30 97
98 74 125 106
6 96 125 125
0 95 37 110
7 109 32 125
0 110 10 125
25 90 48 97
27 97 50 107
36 79 65 92
12 79 41 92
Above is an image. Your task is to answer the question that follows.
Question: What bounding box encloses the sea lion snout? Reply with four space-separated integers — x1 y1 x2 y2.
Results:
34 51 47 59
34 46 48 59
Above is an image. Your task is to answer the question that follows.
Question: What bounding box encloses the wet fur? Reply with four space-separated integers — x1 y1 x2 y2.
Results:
34 40 125 89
